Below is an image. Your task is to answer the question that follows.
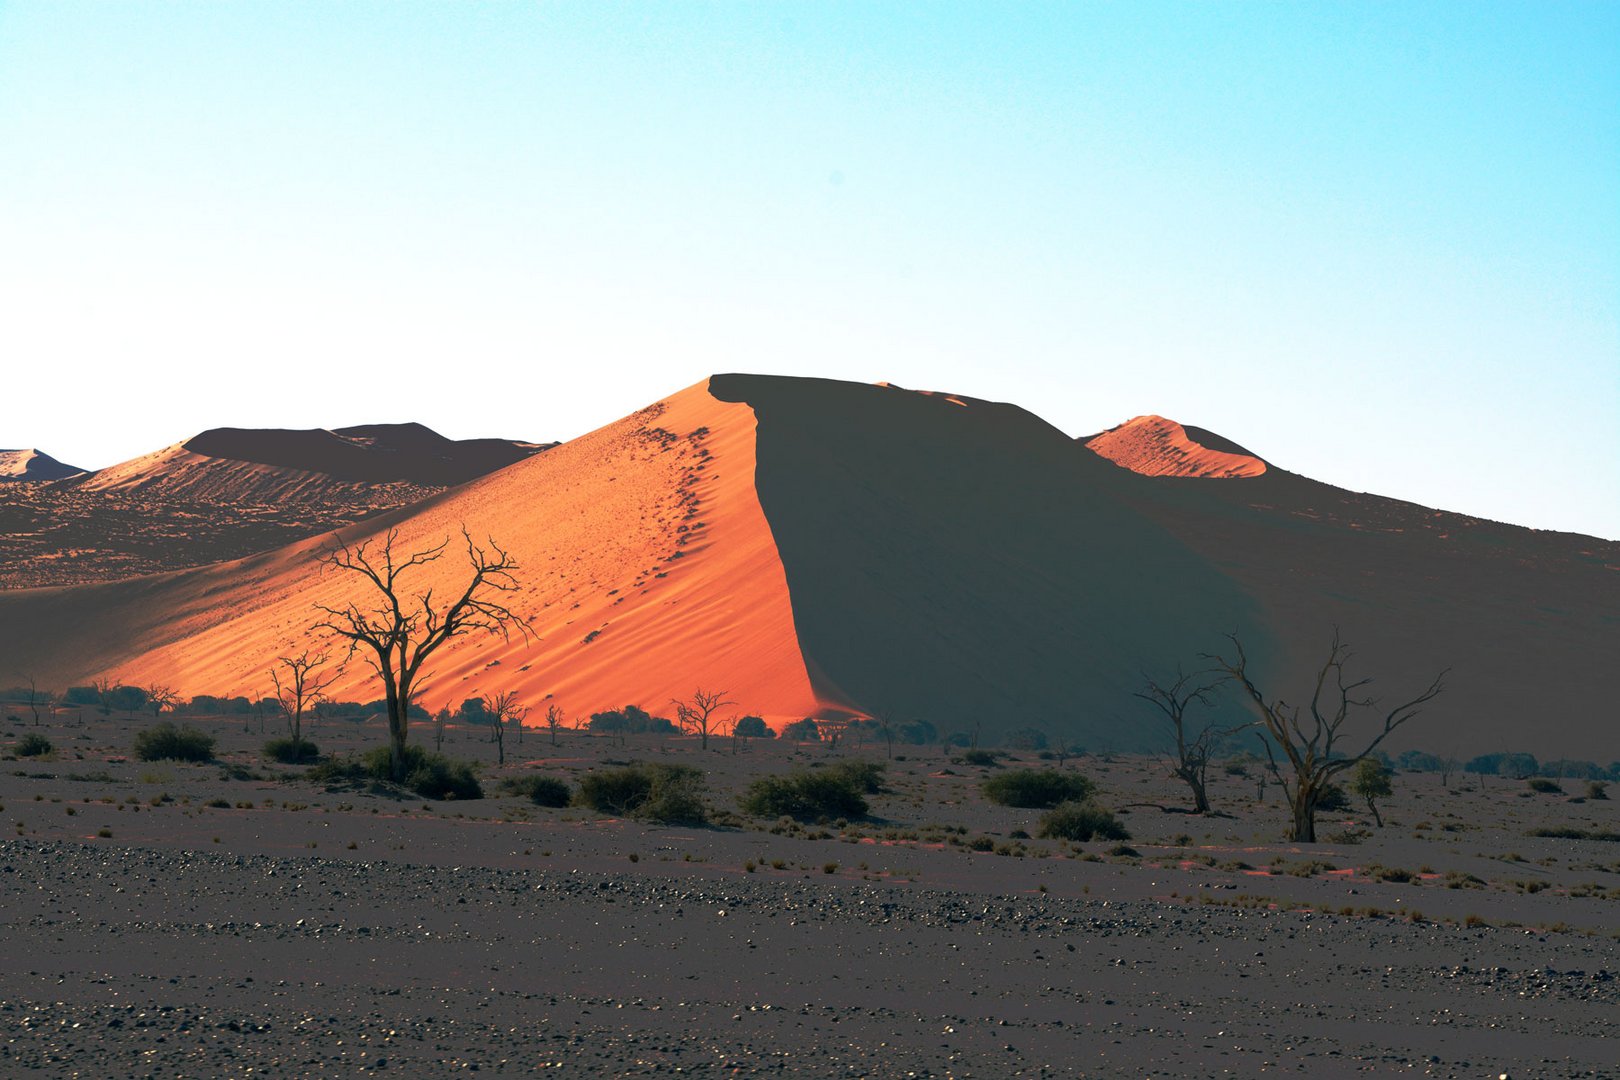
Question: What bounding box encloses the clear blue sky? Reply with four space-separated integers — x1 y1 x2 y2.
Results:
2 2 1616 537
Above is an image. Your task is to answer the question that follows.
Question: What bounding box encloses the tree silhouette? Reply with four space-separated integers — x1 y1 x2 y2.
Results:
1204 630 1445 842
269 650 339 751
483 690 528 766
1135 667 1249 814
672 688 734 750
315 527 529 780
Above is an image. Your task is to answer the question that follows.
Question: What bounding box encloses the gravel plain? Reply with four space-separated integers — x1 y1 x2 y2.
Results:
2 717 1618 1077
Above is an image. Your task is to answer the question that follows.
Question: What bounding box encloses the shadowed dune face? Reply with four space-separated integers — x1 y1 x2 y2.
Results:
1085 415 1267 478
711 375 1271 748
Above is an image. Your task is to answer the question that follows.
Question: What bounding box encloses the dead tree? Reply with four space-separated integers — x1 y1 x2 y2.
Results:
20 675 48 726
315 527 529 781
543 703 566 747
1204 630 1446 843
872 710 898 760
269 651 338 750
672 688 734 750
482 691 528 766
1135 667 1249 814
143 684 179 720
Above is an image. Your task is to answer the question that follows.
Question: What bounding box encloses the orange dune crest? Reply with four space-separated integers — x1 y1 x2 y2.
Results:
103 379 825 726
1085 415 1267 479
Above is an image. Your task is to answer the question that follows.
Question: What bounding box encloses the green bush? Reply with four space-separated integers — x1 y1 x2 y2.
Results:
827 759 887 794
576 763 706 824
500 774 572 807
982 768 1094 808
1036 800 1129 842
263 738 320 764
739 769 867 821
1314 783 1351 812
306 745 482 799
1527 777 1564 794
960 749 1000 767
14 733 52 758
133 723 215 763
1588 781 1609 800
358 745 482 800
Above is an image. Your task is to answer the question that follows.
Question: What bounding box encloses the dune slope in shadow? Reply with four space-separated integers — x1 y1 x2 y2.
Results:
712 374 1270 749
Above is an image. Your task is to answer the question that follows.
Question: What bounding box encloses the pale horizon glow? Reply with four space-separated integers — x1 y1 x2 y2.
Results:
2 2 1616 537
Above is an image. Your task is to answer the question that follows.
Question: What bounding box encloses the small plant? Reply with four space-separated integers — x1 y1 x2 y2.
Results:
1587 781 1609 800
263 738 320 765
14 733 52 758
1527 777 1564 794
499 775 572 808
982 768 1095 809
1036 800 1129 842
133 723 215 763
96 827 112 838
739 770 867 821
577 763 706 824
960 749 1000 768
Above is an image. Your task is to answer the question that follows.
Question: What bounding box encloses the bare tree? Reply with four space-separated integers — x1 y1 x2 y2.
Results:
315 527 530 780
672 688 734 750
143 684 180 720
871 710 897 760
1135 667 1249 814
1204 631 1446 842
432 707 450 752
269 651 339 752
483 690 529 766
19 675 48 726
542 703 566 747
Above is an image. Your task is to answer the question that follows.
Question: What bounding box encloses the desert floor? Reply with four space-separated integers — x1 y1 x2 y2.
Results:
2 712 1617 1077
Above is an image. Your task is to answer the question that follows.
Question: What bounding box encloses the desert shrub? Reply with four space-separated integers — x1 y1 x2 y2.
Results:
333 745 483 800
732 715 773 738
1314 783 1351 812
133 723 215 763
500 775 572 807
263 738 320 764
779 718 820 742
1527 777 1564 794
982 768 1095 809
1036 800 1129 842
379 747 481 800
960 749 1000 767
739 770 867 821
14 733 52 758
828 759 887 794
1587 781 1609 800
577 763 706 824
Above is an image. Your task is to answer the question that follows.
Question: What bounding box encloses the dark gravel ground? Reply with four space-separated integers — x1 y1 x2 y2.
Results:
2 838 1616 1078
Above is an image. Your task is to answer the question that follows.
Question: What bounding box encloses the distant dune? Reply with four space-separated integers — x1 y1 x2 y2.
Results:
0 423 549 588
0 449 84 481
77 422 548 501
1085 415 1267 478
1 375 1613 756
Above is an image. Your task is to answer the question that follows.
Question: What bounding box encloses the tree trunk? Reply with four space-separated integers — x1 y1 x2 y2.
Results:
1366 799 1383 828
1289 787 1316 843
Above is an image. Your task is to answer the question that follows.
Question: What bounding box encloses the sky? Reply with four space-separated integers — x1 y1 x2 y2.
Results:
1 2 1616 538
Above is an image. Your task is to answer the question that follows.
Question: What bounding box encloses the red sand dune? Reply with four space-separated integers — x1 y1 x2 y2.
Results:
0 375 1614 755
0 448 84 481
1085 415 1267 478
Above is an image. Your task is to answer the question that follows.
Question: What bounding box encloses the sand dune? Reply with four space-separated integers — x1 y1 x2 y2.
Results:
0 448 84 481
1084 415 1267 478
78 422 546 499
1 375 1613 756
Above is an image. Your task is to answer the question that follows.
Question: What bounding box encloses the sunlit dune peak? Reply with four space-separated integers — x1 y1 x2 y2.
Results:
1084 415 1266 479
